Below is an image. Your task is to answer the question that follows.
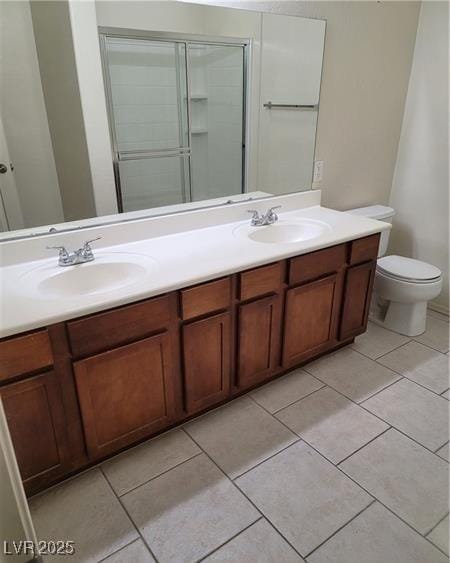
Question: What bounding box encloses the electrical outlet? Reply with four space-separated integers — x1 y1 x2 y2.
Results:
313 160 324 183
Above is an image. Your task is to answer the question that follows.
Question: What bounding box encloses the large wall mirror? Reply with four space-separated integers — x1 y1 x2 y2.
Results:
0 1 325 239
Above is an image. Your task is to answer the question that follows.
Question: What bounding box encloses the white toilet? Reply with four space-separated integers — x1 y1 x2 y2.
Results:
348 205 442 336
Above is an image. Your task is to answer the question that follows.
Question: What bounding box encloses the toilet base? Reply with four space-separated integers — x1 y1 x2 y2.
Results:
370 298 427 336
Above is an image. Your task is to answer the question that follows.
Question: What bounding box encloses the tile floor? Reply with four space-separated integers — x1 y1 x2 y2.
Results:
30 314 450 563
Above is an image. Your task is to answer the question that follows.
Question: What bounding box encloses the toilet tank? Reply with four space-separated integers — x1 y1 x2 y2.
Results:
346 205 395 257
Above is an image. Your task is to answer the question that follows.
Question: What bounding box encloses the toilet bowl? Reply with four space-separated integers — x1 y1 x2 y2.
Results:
347 205 443 337
373 255 442 336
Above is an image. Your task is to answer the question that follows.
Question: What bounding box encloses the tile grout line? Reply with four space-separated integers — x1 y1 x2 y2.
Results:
336 426 392 466
247 385 450 554
412 337 450 355
248 393 391 467
229 436 302 481
301 362 404 408
318 379 450 459
253 380 326 416
372 354 450 399
99 466 160 563
353 338 412 362
179 427 307 562
116 451 204 498
353 337 450 396
303 499 377 560
195 517 263 562
294 434 450 557
423 511 450 538
433 441 449 454
295 360 448 458
95 538 141 563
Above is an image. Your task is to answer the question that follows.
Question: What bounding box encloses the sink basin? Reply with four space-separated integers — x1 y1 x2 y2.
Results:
234 219 332 244
19 252 157 299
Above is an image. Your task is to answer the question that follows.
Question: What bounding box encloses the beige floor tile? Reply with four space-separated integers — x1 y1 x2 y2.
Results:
340 429 449 534
276 387 388 463
236 441 372 557
184 396 298 479
352 322 410 359
308 502 448 563
436 442 449 461
303 348 401 403
427 515 450 556
428 310 450 323
122 454 259 563
441 389 450 399
251 368 324 413
377 341 450 394
29 469 138 563
414 316 450 353
102 429 200 496
203 519 304 562
102 540 155 562
362 378 449 451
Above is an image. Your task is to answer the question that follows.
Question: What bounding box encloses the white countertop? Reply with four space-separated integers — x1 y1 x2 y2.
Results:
0 202 389 338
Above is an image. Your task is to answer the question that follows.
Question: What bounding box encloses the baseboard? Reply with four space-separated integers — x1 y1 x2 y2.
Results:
428 301 450 317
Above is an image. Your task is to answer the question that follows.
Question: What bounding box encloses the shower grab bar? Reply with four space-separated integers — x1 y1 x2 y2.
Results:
263 101 318 110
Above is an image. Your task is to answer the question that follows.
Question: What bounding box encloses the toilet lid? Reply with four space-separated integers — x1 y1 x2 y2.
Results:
377 255 441 282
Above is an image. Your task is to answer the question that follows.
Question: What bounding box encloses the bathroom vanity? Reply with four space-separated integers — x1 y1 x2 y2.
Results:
0 212 380 495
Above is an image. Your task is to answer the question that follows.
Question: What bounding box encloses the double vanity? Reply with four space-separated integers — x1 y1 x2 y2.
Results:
0 193 388 495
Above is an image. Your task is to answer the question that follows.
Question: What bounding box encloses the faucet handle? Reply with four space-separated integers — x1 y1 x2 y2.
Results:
46 245 69 257
268 205 282 213
83 236 102 248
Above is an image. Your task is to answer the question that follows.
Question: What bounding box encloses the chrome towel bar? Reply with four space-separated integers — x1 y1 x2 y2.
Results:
263 101 318 110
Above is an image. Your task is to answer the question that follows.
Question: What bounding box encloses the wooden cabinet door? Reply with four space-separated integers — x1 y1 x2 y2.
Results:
340 261 376 340
74 333 175 459
283 274 340 367
182 312 231 414
1 371 69 492
237 295 281 390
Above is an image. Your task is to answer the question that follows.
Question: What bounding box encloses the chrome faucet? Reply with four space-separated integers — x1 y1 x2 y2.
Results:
46 237 102 267
247 206 281 226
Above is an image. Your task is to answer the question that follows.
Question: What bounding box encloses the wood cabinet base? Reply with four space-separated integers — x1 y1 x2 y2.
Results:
0 234 379 496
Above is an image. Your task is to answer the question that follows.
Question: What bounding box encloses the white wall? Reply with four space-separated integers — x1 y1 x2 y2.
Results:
0 1 64 228
389 1 449 313
30 0 98 222
191 0 420 210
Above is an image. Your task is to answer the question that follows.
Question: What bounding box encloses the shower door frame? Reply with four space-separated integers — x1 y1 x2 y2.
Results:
99 27 251 213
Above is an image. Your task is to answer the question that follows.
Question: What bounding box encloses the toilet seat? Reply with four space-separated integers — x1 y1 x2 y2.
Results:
377 255 441 284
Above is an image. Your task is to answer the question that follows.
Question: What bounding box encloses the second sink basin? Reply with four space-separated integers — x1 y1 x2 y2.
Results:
234 219 332 244
19 252 157 299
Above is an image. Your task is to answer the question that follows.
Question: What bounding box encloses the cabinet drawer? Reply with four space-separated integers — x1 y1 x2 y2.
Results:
181 277 231 321
349 234 380 265
0 330 53 382
289 244 347 286
239 262 283 301
67 295 171 358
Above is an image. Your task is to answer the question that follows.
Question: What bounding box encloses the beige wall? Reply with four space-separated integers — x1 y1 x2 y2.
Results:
193 1 420 210
389 1 449 313
30 0 96 222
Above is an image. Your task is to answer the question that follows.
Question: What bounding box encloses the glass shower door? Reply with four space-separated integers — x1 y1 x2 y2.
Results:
188 43 245 202
103 37 190 212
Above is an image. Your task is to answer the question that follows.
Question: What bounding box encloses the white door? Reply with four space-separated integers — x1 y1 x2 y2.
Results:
258 14 326 194
0 116 24 231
